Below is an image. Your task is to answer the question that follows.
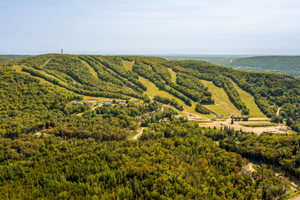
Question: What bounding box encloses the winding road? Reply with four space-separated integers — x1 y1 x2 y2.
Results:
133 127 146 140
277 107 282 116
275 173 300 189
77 103 102 116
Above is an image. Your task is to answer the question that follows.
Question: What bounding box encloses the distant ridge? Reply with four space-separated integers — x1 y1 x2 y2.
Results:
0 55 32 62
161 55 300 78
231 56 300 78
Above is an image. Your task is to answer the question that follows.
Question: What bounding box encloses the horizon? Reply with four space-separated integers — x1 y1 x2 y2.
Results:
1 53 300 57
1 0 300 55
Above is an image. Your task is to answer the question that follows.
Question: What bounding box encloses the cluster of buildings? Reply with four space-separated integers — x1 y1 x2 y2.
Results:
210 114 224 121
231 115 248 121
101 99 129 107
276 125 288 131
134 108 164 122
73 99 141 107
72 99 98 106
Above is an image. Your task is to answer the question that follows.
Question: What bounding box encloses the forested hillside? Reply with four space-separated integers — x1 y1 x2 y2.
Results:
0 55 31 62
4 54 299 131
163 55 300 79
231 56 300 78
162 55 243 67
0 54 300 199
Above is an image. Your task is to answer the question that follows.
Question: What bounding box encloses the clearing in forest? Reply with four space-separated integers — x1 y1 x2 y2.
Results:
201 80 240 115
231 81 266 118
40 58 52 68
13 65 68 86
139 76 186 104
12 65 80 96
13 66 51 85
12 65 23 72
184 102 214 118
168 68 177 83
139 76 212 118
122 60 135 71
81 60 99 79
82 96 134 102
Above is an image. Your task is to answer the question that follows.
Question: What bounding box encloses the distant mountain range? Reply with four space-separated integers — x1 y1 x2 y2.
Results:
162 55 300 78
0 55 31 62
230 56 300 78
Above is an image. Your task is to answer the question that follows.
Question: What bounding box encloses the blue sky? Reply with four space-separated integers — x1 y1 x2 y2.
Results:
1 0 300 55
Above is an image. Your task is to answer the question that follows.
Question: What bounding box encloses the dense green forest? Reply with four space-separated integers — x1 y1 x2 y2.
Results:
195 103 211 114
0 66 81 137
3 54 300 130
161 55 243 67
0 121 290 199
0 54 300 199
0 55 31 62
231 56 300 78
163 55 300 78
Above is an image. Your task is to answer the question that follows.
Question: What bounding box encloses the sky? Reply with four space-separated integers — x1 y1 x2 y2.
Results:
1 0 300 55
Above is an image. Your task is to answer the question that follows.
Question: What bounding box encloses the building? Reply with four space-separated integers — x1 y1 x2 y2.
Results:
134 107 164 122
231 114 238 119
231 115 248 121
174 115 182 120
131 100 140 105
86 99 98 105
253 164 260 168
134 117 142 122
103 100 112 107
278 126 287 131
73 101 83 105
211 116 217 121
117 100 126 105
159 119 167 123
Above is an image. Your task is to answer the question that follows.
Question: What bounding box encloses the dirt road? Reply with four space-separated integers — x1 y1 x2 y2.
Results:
275 173 300 189
77 103 102 116
133 127 146 140
277 107 282 116
92 104 102 110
